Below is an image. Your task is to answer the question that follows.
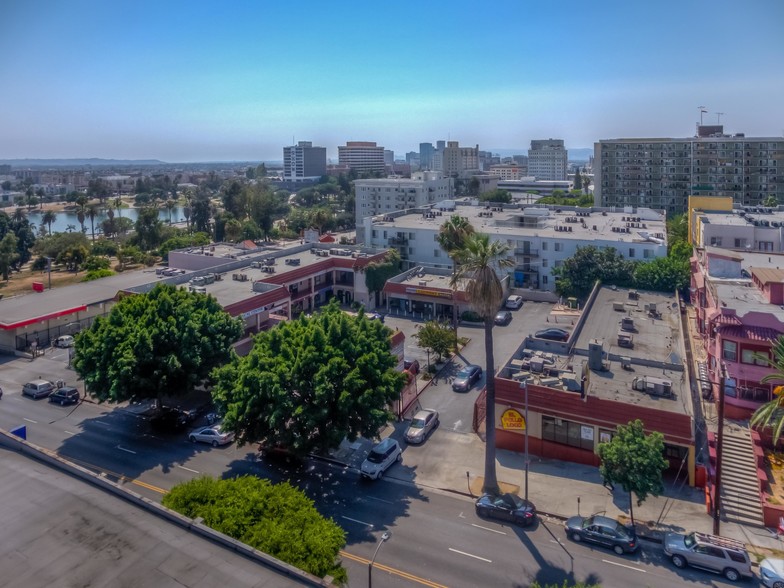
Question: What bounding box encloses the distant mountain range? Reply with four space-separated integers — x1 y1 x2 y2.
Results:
0 158 168 168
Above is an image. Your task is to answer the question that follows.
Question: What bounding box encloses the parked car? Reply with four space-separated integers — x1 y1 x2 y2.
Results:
150 407 188 433
534 327 570 342
404 409 439 444
360 438 402 480
189 426 235 446
48 386 80 406
22 379 55 399
366 312 385 323
404 358 420 375
475 493 537 526
564 515 638 555
505 295 524 310
760 557 784 587
54 335 75 348
664 531 752 581
494 310 512 326
452 365 482 391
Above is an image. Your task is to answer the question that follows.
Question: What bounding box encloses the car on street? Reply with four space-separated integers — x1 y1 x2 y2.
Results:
534 327 570 342
22 379 55 399
505 295 524 310
404 409 439 444
760 557 784 587
494 310 512 326
189 426 235 446
663 531 752 581
475 493 537 526
48 386 80 406
360 438 402 480
366 312 385 323
54 335 75 348
564 515 639 555
452 364 482 391
404 358 420 374
150 407 188 433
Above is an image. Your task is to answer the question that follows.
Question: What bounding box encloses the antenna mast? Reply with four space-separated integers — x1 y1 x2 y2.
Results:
716 112 724 124
698 106 707 126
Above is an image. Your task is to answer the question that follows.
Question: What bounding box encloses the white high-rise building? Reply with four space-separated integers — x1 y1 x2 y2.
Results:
338 141 386 174
283 141 326 182
528 139 568 181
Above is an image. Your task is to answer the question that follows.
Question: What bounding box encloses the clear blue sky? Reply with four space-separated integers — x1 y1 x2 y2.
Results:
2 0 782 162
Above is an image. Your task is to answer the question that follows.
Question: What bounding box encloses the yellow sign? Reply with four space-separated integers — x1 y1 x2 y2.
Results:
501 409 526 431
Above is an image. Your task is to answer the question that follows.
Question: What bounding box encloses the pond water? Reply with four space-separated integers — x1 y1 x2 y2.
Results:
22 206 188 234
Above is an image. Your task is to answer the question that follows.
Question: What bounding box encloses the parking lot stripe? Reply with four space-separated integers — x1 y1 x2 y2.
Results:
448 547 492 563
601 559 646 573
470 523 506 535
177 465 200 474
23 418 38 424
116 445 136 454
341 515 374 527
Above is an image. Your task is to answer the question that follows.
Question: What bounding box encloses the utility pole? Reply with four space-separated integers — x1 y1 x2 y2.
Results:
713 364 726 535
521 380 530 502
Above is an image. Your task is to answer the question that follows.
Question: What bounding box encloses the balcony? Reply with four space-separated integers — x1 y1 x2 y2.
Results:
389 236 408 245
514 247 539 257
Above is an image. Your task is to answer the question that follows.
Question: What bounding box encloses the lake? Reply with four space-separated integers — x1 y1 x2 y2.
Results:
22 206 189 235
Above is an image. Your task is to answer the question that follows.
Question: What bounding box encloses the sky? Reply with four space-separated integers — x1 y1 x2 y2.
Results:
2 0 783 162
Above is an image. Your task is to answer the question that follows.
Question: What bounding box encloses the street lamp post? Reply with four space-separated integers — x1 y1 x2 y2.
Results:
521 380 530 501
368 531 391 588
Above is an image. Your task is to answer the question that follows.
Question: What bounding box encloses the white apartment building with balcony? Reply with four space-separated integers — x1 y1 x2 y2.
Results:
361 202 667 291
353 172 453 241
528 139 568 181
594 125 784 215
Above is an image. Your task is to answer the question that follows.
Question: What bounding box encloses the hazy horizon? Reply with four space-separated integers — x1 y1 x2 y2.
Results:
2 1 782 162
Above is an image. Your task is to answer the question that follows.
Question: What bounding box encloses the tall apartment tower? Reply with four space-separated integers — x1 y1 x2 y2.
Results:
441 141 480 178
594 125 784 215
528 139 568 181
338 141 386 175
283 141 327 182
419 143 434 170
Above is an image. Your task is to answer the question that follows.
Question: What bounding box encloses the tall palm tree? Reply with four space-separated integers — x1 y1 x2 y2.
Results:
87 204 99 241
438 214 475 342
164 198 176 224
76 205 86 235
12 207 26 223
451 233 514 494
113 196 123 218
42 210 57 234
751 336 784 442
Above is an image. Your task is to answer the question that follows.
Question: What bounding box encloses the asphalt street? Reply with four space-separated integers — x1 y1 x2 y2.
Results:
0 386 741 588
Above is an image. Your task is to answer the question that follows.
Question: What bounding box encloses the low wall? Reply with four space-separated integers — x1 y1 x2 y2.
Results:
0 429 331 587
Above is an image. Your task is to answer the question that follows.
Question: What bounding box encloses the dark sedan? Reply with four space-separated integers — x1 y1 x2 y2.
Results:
494 310 512 326
564 515 638 555
475 493 537 526
534 327 570 342
452 364 482 391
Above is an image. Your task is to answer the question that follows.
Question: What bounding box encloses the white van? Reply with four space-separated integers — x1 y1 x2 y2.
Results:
54 335 75 348
22 380 55 399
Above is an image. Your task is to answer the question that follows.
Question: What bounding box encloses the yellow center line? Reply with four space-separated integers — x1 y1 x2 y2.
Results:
339 550 449 588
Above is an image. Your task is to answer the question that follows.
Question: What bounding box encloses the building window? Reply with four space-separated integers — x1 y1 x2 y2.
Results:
409 233 415 240
542 242 548 251
734 238 747 248
541 416 594 451
542 259 548 267
542 275 548 285
434 249 440 257
644 250 653 259
741 349 768 366
554 243 562 252
722 340 737 362
710 237 722 247
628 248 635 258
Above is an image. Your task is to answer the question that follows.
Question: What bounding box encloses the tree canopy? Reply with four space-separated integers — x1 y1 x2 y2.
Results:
162 476 346 583
751 336 784 443
551 246 635 299
414 320 454 362
597 419 667 526
477 188 512 203
212 300 405 456
73 284 243 406
364 249 401 298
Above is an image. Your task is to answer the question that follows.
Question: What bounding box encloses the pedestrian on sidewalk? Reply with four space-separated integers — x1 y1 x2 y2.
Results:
602 476 615 492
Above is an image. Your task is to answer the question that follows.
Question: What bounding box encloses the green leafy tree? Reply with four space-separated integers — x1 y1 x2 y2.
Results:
248 184 287 239
478 189 512 203
633 255 690 293
255 162 267 178
56 244 89 272
82 268 114 281
133 206 164 251
451 233 514 494
751 336 784 443
597 419 667 526
162 476 346 582
551 246 635 299
414 320 454 363
212 300 405 456
574 170 583 191
73 284 243 408
224 218 243 242
190 191 214 235
158 232 211 261
0 233 19 281
363 249 401 305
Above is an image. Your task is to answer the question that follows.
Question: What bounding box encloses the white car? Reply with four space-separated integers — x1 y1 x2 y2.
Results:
505 295 524 310
360 438 402 480
189 426 235 447
54 335 75 348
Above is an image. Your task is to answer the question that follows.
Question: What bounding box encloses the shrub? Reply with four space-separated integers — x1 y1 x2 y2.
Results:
82 269 115 281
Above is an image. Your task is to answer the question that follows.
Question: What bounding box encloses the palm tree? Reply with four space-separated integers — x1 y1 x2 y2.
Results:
751 337 784 443
76 205 86 235
42 210 57 234
66 224 77 233
12 207 26 223
438 215 475 344
87 204 98 241
164 198 176 224
113 196 123 218
451 233 514 494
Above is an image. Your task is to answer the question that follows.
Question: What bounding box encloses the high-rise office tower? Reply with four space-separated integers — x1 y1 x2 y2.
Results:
283 141 327 182
338 141 386 174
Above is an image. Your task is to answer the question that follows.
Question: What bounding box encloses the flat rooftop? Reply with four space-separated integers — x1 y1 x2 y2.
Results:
372 203 667 245
0 446 308 587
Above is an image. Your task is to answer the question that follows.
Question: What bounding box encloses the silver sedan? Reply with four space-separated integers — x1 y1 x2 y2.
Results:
188 426 235 447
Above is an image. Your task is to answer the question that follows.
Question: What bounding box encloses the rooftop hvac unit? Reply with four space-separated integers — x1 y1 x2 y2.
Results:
418 280 427 286
530 358 545 373
588 340 604 371
538 377 561 388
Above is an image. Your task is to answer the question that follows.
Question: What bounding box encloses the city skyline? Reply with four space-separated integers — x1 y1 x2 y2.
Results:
2 0 782 162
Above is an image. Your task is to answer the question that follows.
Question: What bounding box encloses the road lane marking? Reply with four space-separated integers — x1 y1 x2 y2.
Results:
116 445 136 454
131 479 168 494
94 421 111 426
341 515 373 527
448 547 492 563
177 465 200 474
601 559 647 573
340 550 448 588
471 523 506 535
366 496 393 504
23 418 38 424
64 430 76 435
